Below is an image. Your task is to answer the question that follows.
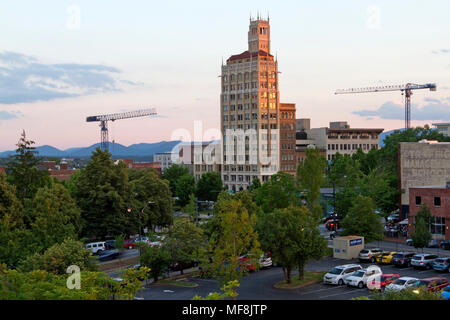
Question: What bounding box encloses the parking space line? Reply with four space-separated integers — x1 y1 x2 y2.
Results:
296 285 343 295
319 288 367 299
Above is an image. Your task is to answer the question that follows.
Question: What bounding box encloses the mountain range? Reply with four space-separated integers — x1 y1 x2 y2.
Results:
0 140 183 160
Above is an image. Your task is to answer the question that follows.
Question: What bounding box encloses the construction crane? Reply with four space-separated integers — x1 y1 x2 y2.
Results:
335 83 437 129
86 108 157 151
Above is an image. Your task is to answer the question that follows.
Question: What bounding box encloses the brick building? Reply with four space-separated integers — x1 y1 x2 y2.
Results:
279 103 296 175
116 159 162 177
0 166 5 175
399 140 450 218
409 184 450 240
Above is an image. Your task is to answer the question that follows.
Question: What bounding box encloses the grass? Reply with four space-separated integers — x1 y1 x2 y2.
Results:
274 271 327 289
157 279 198 287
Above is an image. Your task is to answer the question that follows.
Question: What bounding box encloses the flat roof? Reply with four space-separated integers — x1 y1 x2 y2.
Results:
328 128 384 133
432 123 450 126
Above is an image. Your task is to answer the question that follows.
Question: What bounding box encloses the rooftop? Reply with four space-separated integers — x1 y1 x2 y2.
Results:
227 50 273 62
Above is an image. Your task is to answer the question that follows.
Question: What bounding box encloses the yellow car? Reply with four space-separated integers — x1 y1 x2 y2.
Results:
376 251 397 264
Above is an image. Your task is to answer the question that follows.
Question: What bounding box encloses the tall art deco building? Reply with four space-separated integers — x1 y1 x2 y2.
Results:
220 17 296 192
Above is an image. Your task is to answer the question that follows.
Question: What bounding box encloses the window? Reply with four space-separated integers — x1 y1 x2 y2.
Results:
415 196 422 206
434 196 441 207
430 217 445 235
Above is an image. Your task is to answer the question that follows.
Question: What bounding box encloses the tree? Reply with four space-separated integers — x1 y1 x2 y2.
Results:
207 195 261 285
129 168 173 231
162 164 190 195
29 183 82 249
356 286 443 300
192 280 240 300
254 171 300 213
249 177 261 192
175 174 196 207
0 173 24 228
411 205 432 251
164 218 206 274
257 206 326 283
6 130 50 202
0 263 149 300
74 148 133 239
341 195 384 242
182 194 196 219
139 246 172 282
195 172 223 202
296 147 327 218
19 238 97 274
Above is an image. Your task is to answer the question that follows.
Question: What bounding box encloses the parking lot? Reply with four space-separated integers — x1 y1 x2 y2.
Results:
136 253 450 300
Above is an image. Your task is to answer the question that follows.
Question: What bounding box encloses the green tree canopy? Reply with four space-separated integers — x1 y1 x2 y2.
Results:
161 164 190 195
164 218 206 274
411 205 432 250
30 183 82 249
6 130 50 202
175 174 196 207
341 195 384 242
0 173 24 228
74 148 133 239
129 168 173 231
207 194 261 285
195 172 223 202
254 171 300 213
19 238 97 274
296 147 327 218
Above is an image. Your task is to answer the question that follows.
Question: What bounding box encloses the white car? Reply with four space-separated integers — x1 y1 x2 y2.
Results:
323 264 362 285
85 241 106 254
385 277 419 292
345 267 382 288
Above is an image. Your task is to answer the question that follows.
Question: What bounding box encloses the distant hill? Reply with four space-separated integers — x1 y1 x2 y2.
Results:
0 140 183 160
379 129 405 147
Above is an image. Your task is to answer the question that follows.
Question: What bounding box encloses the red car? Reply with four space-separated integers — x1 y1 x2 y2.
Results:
124 238 136 249
416 277 450 292
368 273 400 290
325 219 339 231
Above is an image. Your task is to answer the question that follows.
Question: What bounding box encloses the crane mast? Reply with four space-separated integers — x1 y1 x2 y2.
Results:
86 108 157 151
335 83 437 129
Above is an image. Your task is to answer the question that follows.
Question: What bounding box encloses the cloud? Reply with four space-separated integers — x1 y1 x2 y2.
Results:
0 110 20 120
353 99 450 121
432 49 450 54
0 51 136 104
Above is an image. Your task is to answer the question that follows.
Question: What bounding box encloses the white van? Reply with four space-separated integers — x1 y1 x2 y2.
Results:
85 241 106 254
323 264 362 285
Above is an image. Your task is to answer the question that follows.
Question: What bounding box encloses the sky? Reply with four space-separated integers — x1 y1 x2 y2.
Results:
0 0 449 151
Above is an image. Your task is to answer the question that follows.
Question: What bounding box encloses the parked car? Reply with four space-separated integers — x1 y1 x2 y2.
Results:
439 240 450 250
85 241 106 255
387 214 400 223
376 251 397 264
368 273 400 290
358 248 383 263
323 264 362 286
392 252 415 268
440 285 450 300
345 267 382 288
385 277 419 292
432 257 450 273
169 260 198 272
239 252 273 271
98 249 120 261
411 254 439 270
405 239 413 246
415 277 450 293
105 240 116 250
124 238 136 250
325 219 340 231
427 239 440 248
